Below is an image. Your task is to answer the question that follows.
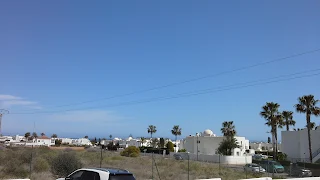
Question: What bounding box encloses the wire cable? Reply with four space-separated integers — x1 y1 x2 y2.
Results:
25 48 320 109
9 68 320 115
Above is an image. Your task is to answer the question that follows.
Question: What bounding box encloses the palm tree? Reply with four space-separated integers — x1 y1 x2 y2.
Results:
147 125 157 138
171 125 182 142
148 125 157 148
32 132 38 139
51 134 58 138
221 121 236 137
295 95 320 162
109 135 112 140
218 121 239 155
40 132 45 137
308 122 316 130
260 102 281 160
25 132 31 138
282 111 296 131
140 137 146 146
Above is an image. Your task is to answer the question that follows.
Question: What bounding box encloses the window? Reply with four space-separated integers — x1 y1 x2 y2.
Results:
81 171 100 180
109 174 135 180
68 170 84 180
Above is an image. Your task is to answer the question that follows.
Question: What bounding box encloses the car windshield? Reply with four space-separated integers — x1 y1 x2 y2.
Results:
251 164 260 167
272 162 281 166
109 174 136 180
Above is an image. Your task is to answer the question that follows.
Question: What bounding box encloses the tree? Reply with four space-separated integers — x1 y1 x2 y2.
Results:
282 111 296 131
32 132 38 139
51 134 58 138
55 139 62 146
171 125 182 142
217 138 239 155
221 121 236 137
260 102 282 160
25 132 31 138
159 138 165 148
306 122 316 130
267 137 271 143
217 121 239 155
151 138 159 148
98 138 101 145
295 95 320 162
166 141 174 152
41 132 45 137
84 135 88 139
147 125 157 139
140 137 146 146
109 135 112 139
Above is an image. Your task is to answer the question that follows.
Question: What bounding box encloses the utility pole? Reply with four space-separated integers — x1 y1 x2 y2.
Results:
0 109 9 136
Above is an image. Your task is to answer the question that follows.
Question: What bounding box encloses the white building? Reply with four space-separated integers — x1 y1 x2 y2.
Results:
249 142 281 152
179 129 250 156
282 126 320 163
34 136 55 146
73 138 92 146
60 138 73 145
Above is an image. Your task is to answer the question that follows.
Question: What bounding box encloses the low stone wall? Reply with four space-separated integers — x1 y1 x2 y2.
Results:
171 152 252 165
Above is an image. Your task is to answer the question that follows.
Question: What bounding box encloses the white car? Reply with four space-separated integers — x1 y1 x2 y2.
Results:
244 163 266 173
56 168 136 180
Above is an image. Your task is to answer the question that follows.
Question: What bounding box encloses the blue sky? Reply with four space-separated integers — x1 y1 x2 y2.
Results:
1 1 320 141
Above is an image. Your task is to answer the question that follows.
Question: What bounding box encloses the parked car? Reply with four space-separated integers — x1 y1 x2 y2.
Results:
259 160 284 173
56 168 136 180
173 154 183 160
243 163 266 173
253 154 268 160
290 164 312 177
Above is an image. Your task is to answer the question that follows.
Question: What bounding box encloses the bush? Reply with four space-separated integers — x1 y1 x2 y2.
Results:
178 149 186 152
3 158 29 178
120 146 140 157
166 142 174 152
34 157 50 172
51 152 82 177
277 153 287 161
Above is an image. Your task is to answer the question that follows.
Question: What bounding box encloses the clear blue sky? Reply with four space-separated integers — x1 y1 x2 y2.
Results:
1 1 320 141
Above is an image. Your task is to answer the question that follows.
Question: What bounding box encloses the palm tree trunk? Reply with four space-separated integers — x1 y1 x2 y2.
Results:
271 126 276 160
286 121 289 131
307 113 313 163
275 126 278 160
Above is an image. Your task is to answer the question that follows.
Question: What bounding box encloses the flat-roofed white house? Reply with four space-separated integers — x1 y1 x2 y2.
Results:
282 126 320 163
249 142 281 152
73 138 92 146
179 129 250 156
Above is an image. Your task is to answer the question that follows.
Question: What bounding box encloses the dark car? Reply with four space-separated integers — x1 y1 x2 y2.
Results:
173 154 183 160
290 164 312 177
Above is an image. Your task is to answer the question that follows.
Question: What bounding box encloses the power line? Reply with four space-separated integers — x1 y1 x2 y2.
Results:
27 48 320 109
9 68 320 115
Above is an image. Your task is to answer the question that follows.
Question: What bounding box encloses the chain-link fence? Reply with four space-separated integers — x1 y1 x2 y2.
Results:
1 145 319 180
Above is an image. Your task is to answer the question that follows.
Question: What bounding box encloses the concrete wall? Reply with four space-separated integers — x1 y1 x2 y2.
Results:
282 127 320 162
171 152 252 165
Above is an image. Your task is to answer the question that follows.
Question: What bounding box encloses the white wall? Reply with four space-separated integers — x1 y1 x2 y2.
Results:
282 127 320 162
182 135 250 155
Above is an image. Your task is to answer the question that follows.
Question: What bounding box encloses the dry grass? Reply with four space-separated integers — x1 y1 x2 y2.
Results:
0 147 261 180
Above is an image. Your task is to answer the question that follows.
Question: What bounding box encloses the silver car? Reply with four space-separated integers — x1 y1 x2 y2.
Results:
244 163 266 173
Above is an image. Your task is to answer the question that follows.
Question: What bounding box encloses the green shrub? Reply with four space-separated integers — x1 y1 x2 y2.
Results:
129 152 139 157
166 142 174 152
33 157 50 172
51 152 82 177
277 153 287 161
178 149 186 152
3 158 29 178
120 146 140 157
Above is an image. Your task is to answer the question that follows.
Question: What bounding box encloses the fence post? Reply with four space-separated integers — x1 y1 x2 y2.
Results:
29 145 33 178
219 154 221 174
